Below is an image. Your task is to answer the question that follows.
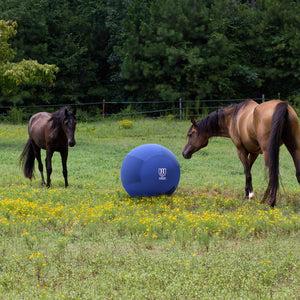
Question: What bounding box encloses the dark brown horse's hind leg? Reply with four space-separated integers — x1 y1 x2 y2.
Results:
33 146 45 185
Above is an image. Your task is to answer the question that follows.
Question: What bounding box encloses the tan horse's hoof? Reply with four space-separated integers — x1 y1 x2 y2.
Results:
248 192 255 200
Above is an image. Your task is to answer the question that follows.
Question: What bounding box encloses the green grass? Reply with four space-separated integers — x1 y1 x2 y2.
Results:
0 119 299 299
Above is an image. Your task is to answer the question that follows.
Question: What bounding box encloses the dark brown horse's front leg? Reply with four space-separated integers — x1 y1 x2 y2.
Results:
46 149 53 187
60 150 69 187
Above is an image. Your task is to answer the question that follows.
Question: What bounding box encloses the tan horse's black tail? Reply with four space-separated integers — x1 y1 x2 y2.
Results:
264 102 289 206
19 139 35 179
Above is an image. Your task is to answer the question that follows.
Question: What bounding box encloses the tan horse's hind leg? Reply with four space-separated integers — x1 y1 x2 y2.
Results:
294 150 300 185
284 146 300 186
261 149 271 204
282 117 300 186
262 127 300 205
261 145 278 206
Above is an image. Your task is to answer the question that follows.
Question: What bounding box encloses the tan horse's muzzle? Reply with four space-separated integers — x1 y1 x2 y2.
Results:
182 146 192 159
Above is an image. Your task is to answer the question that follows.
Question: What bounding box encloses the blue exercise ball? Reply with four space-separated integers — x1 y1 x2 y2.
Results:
121 144 180 197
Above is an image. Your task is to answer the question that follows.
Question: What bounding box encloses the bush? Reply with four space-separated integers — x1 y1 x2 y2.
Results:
119 119 133 129
8 107 25 124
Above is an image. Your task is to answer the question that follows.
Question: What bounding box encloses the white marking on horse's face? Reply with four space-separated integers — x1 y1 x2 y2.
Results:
248 192 255 199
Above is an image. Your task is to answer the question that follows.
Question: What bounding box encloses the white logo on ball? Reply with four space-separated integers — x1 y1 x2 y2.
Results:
158 168 167 180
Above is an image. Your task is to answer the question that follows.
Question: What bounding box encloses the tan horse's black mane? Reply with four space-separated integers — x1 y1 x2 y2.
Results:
196 109 225 136
196 99 251 136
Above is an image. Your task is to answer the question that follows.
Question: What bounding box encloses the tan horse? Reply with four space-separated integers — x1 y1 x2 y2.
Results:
20 107 77 187
182 99 300 206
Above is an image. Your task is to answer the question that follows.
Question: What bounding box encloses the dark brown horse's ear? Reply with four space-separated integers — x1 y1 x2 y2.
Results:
64 107 69 116
191 117 197 127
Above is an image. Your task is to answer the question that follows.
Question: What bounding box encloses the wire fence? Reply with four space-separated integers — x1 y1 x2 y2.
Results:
0 96 267 122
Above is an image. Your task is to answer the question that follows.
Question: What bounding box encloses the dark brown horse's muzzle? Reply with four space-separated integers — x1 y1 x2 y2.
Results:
68 139 76 147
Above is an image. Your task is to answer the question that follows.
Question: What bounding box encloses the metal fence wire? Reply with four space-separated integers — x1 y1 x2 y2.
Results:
0 97 267 121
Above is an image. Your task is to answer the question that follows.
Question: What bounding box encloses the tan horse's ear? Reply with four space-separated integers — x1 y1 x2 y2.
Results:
191 117 197 127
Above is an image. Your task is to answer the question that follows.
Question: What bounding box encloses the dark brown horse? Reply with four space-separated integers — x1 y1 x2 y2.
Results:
182 99 300 206
20 107 77 187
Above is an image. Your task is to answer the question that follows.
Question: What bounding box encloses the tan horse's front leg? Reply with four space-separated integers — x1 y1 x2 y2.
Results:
248 153 259 199
237 149 258 200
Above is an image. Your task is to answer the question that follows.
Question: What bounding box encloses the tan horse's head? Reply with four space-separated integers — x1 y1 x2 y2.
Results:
182 118 209 159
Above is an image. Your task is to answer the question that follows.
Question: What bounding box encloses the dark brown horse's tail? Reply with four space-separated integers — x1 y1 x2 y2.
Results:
19 139 35 179
265 102 289 206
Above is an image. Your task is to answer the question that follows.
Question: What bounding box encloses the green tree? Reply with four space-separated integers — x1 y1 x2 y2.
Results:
0 0 117 105
1 0 299 110
119 0 300 102
0 20 58 95
119 0 259 102
257 0 300 99
229 0 300 100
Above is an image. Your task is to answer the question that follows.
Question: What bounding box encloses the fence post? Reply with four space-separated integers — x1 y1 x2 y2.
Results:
179 98 182 121
102 99 105 119
262 94 265 103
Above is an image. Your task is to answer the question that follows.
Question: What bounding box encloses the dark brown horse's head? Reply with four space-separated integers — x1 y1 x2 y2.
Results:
182 118 209 159
62 107 77 147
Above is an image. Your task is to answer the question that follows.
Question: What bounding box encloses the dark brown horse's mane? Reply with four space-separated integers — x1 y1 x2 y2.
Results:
197 99 251 136
49 107 69 129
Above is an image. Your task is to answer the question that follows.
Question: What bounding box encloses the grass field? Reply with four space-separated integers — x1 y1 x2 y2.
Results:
0 118 299 299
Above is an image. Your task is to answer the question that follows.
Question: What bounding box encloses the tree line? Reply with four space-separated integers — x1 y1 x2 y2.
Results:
0 0 299 111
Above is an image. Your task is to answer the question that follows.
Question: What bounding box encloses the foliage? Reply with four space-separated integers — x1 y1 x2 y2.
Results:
0 20 58 94
7 106 24 124
0 20 17 62
119 0 300 101
120 0 240 100
0 0 299 109
119 119 133 129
